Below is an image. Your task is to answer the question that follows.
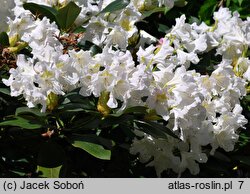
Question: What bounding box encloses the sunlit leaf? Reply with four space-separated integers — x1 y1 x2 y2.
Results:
23 3 58 23
0 117 43 129
100 0 130 14
72 136 111 160
56 1 81 30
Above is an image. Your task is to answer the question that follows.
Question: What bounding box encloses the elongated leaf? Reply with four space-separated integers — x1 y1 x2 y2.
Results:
72 137 111 160
158 23 169 33
15 107 47 117
142 7 170 18
71 114 101 129
56 1 81 30
90 44 103 56
23 3 58 23
198 0 217 25
238 0 244 6
0 32 9 46
135 120 167 139
135 120 178 139
73 26 86 33
145 120 179 139
100 0 130 13
78 40 103 56
124 106 148 114
0 116 43 129
0 88 10 96
174 0 187 7
100 114 134 128
37 165 62 178
71 134 115 149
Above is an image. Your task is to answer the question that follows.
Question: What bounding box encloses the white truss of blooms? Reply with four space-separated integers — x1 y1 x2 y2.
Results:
2 0 249 176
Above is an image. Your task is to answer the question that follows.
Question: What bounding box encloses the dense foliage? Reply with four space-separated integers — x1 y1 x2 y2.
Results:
0 0 250 178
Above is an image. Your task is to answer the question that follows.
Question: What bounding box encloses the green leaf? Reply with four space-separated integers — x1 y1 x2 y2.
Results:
71 114 101 129
72 137 111 160
0 32 10 47
124 106 148 114
142 7 170 18
0 88 10 96
77 40 103 56
158 23 169 33
73 26 86 33
37 165 62 178
0 116 43 129
174 0 187 7
198 0 218 25
238 0 244 6
23 3 58 23
71 134 115 149
135 120 178 139
244 95 250 101
100 114 134 128
100 0 130 14
145 121 179 139
56 1 81 30
90 44 103 56
15 107 47 117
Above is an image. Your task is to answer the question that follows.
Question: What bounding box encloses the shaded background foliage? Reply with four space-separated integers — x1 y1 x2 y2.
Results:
0 0 250 177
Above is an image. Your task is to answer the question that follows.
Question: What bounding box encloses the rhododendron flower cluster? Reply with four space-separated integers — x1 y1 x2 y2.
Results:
1 0 249 176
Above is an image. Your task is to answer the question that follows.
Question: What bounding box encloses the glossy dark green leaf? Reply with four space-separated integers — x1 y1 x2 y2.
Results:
0 117 43 129
73 26 86 33
15 107 47 117
58 103 95 112
124 106 148 114
135 120 178 139
0 32 9 47
72 136 111 160
0 88 10 96
56 1 81 30
198 0 217 25
174 0 187 7
135 120 167 139
23 3 58 23
90 44 103 56
158 23 169 33
142 7 170 18
37 165 62 178
100 114 134 128
71 113 101 128
71 134 115 149
77 40 102 56
100 0 130 14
